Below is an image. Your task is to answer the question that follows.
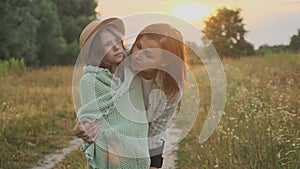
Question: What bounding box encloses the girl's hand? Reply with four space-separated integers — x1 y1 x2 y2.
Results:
73 117 100 143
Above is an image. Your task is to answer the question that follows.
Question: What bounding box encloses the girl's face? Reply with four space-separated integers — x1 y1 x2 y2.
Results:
100 30 124 66
130 36 166 73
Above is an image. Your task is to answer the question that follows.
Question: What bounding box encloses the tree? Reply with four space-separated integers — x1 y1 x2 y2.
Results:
202 7 254 58
52 0 96 65
0 0 39 65
289 29 300 52
0 0 96 66
30 0 67 66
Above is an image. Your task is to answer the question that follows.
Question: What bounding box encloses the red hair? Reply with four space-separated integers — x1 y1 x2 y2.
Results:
130 23 187 95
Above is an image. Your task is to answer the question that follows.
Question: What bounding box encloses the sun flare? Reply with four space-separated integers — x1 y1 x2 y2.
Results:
172 2 211 21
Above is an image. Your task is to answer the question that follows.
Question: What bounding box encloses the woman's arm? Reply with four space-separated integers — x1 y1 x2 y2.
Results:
73 117 100 143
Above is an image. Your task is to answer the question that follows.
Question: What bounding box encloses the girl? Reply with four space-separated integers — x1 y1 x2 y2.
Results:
76 18 150 169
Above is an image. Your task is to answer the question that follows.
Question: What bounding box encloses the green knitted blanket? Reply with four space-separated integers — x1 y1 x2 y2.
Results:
77 66 150 169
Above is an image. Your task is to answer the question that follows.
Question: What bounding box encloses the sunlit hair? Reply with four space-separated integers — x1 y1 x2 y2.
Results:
83 25 126 69
129 23 187 95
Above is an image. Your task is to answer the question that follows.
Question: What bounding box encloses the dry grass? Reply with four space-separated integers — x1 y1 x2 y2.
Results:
2 53 299 169
0 66 77 168
177 53 300 168
52 149 86 169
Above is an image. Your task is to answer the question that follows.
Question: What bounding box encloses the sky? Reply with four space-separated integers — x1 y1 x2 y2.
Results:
95 0 300 49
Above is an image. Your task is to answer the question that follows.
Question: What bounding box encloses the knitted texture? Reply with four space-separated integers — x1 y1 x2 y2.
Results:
77 66 150 169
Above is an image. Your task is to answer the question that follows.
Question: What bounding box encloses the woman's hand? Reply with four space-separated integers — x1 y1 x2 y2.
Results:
73 117 100 143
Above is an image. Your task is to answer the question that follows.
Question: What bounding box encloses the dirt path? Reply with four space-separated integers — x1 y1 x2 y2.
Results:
31 127 182 169
162 127 182 169
31 137 83 169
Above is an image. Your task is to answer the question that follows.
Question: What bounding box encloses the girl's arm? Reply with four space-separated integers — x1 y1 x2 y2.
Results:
77 73 113 120
75 73 111 142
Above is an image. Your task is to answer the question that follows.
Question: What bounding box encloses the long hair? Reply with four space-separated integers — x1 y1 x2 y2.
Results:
129 23 187 95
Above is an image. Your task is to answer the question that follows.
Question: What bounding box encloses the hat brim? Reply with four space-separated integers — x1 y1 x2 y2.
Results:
79 17 125 48
97 16 125 36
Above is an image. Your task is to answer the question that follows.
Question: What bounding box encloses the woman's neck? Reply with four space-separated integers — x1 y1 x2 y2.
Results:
140 70 157 80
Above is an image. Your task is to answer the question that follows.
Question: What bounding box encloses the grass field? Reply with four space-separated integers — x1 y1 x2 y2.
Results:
178 53 300 168
0 53 299 168
0 66 76 169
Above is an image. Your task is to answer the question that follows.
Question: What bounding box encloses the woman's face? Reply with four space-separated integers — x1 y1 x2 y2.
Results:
100 30 124 66
130 36 166 73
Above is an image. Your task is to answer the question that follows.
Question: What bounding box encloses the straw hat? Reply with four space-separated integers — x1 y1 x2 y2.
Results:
79 16 125 48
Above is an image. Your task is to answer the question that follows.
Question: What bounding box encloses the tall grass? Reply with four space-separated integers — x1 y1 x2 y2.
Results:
0 66 76 168
177 53 300 168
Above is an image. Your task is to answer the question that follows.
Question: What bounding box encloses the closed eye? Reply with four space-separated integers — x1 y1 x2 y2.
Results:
104 42 113 47
136 41 142 49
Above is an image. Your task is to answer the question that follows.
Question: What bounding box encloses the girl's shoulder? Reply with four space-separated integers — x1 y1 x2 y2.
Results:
83 65 111 75
80 66 113 86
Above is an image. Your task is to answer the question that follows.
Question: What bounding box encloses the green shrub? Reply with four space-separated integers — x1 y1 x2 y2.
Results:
0 58 26 75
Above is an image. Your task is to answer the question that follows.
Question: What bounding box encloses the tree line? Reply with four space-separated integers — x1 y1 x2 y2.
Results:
1 3 299 66
0 0 96 66
203 7 300 58
256 28 300 55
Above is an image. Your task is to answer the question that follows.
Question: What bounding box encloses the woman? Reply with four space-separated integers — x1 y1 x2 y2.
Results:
74 22 186 169
128 23 186 169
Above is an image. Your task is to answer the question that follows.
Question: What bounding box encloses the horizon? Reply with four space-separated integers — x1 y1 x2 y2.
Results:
96 0 300 49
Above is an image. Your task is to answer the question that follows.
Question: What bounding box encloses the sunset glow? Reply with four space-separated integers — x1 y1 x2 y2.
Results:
172 3 211 21
96 0 300 48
